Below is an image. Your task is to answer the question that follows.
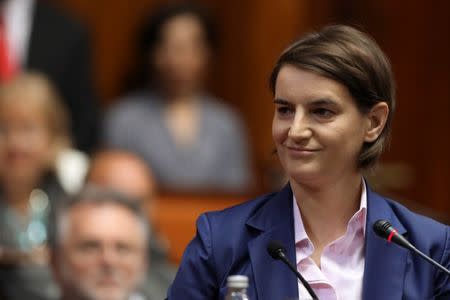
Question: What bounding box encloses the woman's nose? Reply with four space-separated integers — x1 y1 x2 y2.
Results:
288 113 312 140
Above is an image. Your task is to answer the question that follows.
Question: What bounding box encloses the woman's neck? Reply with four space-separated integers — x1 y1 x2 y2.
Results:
165 93 198 108
291 172 363 248
160 83 201 102
164 95 201 148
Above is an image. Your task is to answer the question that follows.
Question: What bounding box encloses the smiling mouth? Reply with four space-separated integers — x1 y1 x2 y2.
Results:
284 146 319 157
285 146 318 152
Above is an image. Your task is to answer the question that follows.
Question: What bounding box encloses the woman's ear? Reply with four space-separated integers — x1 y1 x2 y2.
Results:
364 102 389 142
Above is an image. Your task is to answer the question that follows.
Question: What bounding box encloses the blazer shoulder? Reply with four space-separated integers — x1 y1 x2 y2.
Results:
383 197 449 249
386 198 448 229
382 196 450 297
203 191 278 228
187 191 281 282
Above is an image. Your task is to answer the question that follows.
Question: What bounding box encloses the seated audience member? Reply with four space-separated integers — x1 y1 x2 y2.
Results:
50 187 149 300
103 3 252 193
86 150 156 209
0 72 71 299
86 149 176 299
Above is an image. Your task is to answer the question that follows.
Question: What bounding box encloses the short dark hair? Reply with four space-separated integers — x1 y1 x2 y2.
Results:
269 25 395 169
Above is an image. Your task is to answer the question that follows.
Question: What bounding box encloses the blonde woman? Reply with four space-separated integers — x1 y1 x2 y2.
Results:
0 72 73 299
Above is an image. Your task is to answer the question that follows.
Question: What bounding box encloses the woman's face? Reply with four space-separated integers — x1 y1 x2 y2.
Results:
152 14 210 96
272 65 373 185
0 99 53 186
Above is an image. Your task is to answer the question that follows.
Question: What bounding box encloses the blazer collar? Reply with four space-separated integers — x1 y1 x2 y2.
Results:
246 183 299 300
362 185 408 300
246 183 293 231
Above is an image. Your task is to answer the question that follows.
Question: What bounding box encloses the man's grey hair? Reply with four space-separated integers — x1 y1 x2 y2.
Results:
49 184 150 249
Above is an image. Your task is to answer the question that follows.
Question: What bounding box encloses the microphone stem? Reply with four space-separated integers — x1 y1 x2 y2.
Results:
412 247 450 276
279 254 319 300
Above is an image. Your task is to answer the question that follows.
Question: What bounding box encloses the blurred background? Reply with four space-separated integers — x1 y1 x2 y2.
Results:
32 0 450 257
56 0 449 195
0 0 449 298
55 0 449 212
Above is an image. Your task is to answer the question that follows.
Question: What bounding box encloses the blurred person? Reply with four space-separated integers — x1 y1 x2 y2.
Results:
87 150 156 209
0 72 71 299
50 187 149 300
86 149 176 299
103 3 252 193
0 0 99 153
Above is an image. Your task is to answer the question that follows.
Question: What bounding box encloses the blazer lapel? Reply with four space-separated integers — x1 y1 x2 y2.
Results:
247 184 299 300
363 187 408 300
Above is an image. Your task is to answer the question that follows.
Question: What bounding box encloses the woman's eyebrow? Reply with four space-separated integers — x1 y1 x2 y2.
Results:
309 98 339 106
273 98 291 105
273 98 338 106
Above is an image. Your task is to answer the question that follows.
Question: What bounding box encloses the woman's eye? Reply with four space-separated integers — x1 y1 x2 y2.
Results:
313 108 334 118
276 106 293 116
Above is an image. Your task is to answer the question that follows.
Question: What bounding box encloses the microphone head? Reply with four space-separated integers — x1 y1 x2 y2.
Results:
373 219 416 252
267 240 286 260
373 219 394 239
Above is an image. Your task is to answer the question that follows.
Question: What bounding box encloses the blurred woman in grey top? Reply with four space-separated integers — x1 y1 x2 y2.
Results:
103 3 252 193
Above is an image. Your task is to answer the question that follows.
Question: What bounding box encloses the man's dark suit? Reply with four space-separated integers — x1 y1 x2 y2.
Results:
168 183 450 299
26 1 98 153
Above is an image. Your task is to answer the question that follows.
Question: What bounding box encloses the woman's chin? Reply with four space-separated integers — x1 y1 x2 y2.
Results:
286 159 341 182
287 168 323 185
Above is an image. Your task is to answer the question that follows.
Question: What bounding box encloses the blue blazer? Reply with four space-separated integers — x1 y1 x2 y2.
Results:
168 184 450 299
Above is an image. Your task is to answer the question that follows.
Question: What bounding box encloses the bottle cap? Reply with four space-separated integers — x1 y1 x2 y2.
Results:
227 275 249 289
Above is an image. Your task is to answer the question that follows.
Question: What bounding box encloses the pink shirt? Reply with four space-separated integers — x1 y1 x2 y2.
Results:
293 181 367 300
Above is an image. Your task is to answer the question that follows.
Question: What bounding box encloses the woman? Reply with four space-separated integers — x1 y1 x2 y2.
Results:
167 25 450 299
103 3 252 193
0 72 71 299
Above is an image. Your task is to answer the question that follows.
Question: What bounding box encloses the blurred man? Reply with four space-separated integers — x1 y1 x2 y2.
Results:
50 187 148 300
86 150 156 209
86 149 176 299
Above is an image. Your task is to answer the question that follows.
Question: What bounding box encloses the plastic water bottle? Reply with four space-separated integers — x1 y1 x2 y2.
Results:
225 275 249 300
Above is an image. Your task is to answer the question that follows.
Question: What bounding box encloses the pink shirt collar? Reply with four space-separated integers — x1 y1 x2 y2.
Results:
293 179 367 264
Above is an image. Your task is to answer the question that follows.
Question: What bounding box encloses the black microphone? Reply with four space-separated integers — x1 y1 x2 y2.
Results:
373 219 450 276
267 240 319 300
